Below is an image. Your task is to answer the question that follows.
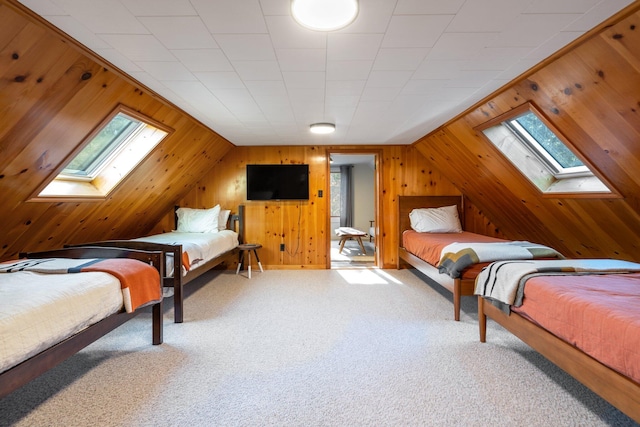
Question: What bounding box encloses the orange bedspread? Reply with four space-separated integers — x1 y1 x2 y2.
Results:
402 230 505 278
81 258 161 312
512 273 640 384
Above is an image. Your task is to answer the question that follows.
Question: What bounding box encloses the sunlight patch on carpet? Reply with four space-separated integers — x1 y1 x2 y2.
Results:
337 268 390 285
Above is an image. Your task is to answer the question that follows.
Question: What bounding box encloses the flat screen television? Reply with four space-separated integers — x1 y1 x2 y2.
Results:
246 164 309 200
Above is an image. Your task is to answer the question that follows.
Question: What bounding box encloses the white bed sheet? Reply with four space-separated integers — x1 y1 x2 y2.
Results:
133 230 239 276
0 271 123 374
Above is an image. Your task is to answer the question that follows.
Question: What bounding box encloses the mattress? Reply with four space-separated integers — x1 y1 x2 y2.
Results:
512 272 640 384
133 230 239 275
0 271 123 374
402 230 505 278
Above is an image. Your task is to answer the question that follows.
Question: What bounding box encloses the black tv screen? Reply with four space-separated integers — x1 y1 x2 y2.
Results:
246 164 309 200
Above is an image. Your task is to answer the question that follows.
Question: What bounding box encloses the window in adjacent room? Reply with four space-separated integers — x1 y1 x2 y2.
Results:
330 170 341 217
32 105 172 201
476 103 614 196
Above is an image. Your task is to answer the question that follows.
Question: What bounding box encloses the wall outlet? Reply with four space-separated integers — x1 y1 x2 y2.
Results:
318 189 323 197
280 243 285 251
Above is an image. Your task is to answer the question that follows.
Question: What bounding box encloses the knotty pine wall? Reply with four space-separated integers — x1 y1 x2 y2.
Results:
414 4 640 262
7 0 636 268
0 2 234 261
152 145 503 269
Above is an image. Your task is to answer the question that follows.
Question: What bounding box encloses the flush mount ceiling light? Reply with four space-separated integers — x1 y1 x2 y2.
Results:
310 123 336 134
291 0 358 31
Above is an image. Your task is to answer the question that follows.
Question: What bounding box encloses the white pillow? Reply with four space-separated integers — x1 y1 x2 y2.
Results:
409 205 462 233
218 209 231 230
176 205 220 233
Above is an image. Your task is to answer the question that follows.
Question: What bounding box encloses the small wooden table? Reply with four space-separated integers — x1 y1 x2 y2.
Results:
236 243 264 278
335 227 367 255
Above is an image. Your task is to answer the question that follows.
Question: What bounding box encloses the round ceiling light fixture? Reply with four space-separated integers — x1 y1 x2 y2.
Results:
291 0 358 32
310 123 336 134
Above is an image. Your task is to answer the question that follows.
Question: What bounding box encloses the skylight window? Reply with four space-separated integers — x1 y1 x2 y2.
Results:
32 105 171 201
60 112 144 180
505 111 588 178
476 103 614 196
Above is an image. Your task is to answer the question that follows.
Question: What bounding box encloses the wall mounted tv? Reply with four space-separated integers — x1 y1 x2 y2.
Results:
246 164 310 200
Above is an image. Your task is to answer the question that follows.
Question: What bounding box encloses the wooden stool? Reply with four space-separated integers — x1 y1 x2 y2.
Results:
335 227 367 254
236 243 264 278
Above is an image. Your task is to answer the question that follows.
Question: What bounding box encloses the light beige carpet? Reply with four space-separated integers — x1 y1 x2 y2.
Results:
0 269 637 426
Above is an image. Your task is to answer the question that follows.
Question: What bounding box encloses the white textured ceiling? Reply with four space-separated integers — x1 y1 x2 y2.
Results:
17 0 634 146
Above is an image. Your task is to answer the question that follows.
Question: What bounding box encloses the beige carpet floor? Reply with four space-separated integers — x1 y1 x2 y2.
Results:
0 268 637 426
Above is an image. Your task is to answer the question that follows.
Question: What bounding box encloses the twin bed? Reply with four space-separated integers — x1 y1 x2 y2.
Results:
476 260 640 423
1 203 240 397
397 195 562 320
73 204 243 323
0 246 164 398
398 195 640 422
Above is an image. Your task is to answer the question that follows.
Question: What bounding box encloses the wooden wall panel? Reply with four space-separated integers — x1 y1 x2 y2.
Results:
413 5 640 262
0 2 234 261
168 144 498 269
10 0 632 267
169 146 328 269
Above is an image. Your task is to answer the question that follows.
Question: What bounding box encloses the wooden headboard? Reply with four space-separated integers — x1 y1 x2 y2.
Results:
398 195 464 247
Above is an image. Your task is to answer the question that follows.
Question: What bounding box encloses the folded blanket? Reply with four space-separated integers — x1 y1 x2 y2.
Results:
474 258 640 307
0 258 161 313
438 241 563 278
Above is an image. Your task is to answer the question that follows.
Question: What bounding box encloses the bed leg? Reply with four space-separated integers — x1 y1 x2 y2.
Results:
169 248 184 324
453 279 461 321
152 300 163 345
174 279 183 324
478 296 487 343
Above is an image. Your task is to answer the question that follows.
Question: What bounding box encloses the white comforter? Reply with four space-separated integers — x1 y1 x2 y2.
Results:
132 230 239 275
0 271 122 374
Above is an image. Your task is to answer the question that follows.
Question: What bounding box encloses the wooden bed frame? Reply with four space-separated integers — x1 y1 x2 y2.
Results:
69 205 244 323
0 246 164 399
478 297 640 423
397 195 473 321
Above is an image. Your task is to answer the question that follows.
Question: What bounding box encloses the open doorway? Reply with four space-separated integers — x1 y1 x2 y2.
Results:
328 152 379 268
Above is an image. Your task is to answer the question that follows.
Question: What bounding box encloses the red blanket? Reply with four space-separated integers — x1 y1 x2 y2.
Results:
402 230 507 279
513 272 640 384
402 230 506 266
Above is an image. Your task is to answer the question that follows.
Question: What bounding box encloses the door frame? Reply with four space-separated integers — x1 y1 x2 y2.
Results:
325 148 382 268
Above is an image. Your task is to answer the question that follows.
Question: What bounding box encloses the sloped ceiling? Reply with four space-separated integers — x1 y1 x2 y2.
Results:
2 0 640 265
14 0 635 146
414 6 640 261
0 2 234 260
